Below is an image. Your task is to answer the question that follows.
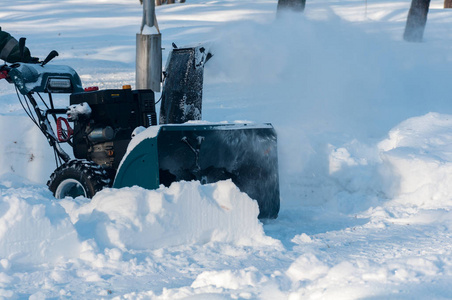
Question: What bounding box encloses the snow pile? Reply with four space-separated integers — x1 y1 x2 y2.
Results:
0 175 80 266
0 176 276 272
286 256 374 299
286 253 329 283
191 267 266 291
378 112 452 210
61 180 277 251
317 112 452 216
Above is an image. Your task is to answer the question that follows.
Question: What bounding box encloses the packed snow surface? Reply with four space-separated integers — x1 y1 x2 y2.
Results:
1 0 452 298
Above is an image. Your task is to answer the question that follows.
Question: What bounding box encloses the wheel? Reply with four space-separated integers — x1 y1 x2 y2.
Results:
47 160 111 199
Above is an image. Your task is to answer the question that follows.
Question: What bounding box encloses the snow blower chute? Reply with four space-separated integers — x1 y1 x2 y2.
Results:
0 41 280 219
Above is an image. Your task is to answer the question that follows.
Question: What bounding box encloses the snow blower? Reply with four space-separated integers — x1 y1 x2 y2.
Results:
0 41 280 219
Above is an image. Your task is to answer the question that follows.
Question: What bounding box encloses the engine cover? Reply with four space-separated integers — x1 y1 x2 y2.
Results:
69 88 156 170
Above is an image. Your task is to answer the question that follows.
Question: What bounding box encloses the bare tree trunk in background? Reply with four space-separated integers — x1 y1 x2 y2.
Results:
445 0 452 8
152 0 183 6
277 0 306 12
403 0 431 42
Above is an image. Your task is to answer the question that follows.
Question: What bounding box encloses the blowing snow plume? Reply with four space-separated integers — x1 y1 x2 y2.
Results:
204 11 452 208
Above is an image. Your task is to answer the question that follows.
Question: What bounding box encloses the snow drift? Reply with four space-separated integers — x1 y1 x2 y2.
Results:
379 112 452 210
0 177 80 266
0 178 277 267
62 180 277 251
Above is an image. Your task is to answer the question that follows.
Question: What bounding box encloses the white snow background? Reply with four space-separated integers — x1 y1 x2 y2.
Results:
1 0 452 298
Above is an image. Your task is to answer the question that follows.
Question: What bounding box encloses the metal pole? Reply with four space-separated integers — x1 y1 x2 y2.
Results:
136 0 162 92
141 0 155 32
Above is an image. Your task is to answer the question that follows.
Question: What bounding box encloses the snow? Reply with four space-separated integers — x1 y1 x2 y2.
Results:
0 181 80 266
67 102 92 121
60 181 277 251
1 0 452 298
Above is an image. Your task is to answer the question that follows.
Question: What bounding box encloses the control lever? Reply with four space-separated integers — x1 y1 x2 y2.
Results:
41 50 59 66
18 38 26 62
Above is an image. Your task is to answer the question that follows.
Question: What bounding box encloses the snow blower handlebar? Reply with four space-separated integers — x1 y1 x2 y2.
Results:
0 64 10 80
0 35 92 168
0 59 77 166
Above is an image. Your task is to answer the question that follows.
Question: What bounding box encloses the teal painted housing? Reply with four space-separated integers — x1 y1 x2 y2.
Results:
113 123 280 219
113 134 160 190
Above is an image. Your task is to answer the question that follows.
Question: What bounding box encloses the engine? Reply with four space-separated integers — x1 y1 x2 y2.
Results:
69 87 157 175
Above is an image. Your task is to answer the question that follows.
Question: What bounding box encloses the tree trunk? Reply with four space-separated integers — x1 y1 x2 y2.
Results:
277 0 306 12
403 0 431 42
445 0 452 8
167 0 175 4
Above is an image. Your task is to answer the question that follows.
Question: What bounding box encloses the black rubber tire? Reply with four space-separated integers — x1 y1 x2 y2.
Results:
47 159 111 199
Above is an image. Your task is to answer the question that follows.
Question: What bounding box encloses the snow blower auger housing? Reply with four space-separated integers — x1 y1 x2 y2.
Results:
1 43 280 219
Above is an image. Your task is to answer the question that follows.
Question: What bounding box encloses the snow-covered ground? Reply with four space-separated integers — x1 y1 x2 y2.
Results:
1 0 452 298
